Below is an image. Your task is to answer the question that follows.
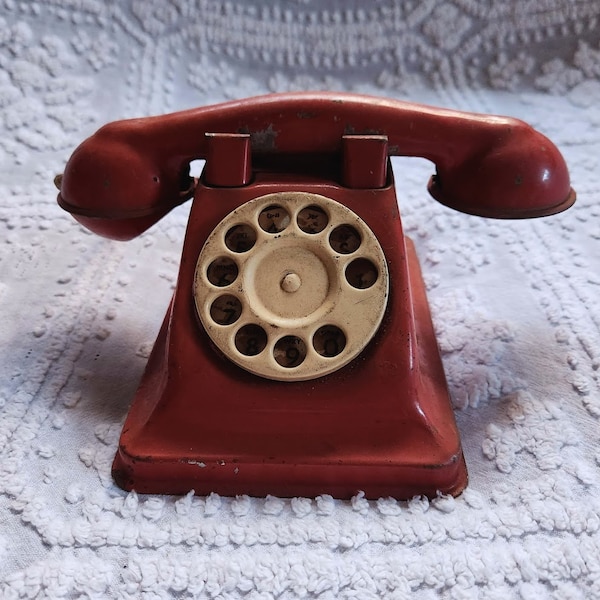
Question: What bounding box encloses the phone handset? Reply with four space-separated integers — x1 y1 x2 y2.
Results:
56 92 575 240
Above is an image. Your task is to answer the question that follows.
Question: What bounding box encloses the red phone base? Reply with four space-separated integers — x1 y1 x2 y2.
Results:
112 180 467 499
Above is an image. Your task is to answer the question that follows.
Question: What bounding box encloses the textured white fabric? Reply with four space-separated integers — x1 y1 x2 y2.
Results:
1 1 600 598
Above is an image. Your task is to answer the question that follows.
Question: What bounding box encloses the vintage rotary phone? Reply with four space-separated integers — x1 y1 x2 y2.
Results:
56 93 574 499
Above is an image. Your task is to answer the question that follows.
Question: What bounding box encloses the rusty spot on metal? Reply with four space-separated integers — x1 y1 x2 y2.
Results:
248 124 278 151
343 125 384 136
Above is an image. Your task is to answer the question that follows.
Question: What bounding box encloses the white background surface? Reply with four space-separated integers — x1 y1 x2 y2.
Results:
1 1 600 598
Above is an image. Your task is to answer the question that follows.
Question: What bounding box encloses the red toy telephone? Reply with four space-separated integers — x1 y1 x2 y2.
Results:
56 93 574 499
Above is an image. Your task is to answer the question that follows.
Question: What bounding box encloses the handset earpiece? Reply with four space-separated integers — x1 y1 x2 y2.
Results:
56 123 195 240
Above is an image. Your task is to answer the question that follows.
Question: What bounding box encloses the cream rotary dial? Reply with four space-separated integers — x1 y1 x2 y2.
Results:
193 192 389 381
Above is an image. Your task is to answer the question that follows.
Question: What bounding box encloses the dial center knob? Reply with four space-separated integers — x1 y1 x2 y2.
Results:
281 272 301 293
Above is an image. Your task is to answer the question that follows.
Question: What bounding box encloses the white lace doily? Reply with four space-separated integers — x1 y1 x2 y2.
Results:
1 2 600 598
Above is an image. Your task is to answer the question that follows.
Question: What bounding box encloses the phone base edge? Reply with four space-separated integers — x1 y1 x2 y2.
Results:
112 450 468 500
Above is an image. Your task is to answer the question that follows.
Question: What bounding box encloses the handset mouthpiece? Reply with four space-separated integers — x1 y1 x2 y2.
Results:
426 121 575 218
